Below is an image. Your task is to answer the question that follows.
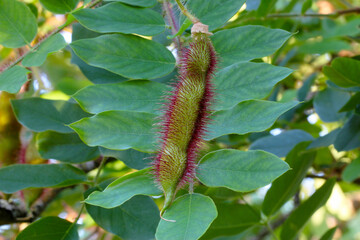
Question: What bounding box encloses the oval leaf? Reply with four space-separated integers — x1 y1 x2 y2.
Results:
11 98 91 133
214 62 293 110
73 2 165 36
0 66 30 94
36 131 100 163
70 34 176 79
39 0 79 14
0 0 37 48
17 216 79 240
0 164 86 193
212 26 291 67
155 193 217 240
73 80 170 114
70 110 156 152
104 0 157 7
198 149 290 192
206 100 299 140
85 169 162 208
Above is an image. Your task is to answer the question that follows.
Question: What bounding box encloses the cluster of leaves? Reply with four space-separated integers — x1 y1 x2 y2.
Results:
0 0 360 239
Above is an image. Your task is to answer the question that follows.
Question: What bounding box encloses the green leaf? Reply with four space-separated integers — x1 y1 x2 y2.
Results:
73 80 170 114
201 202 261 239
343 157 360 182
212 26 291 67
250 130 314 157
39 0 79 14
85 169 162 208
70 110 156 152
323 57 360 87
262 142 316 216
104 0 157 7
307 128 341 149
36 131 100 163
206 100 299 140
339 92 360 112
0 66 30 94
0 164 86 193
155 193 217 240
73 3 165 36
70 23 128 84
257 0 277 16
320 227 337 240
298 39 351 54
86 195 160 240
0 0 37 48
214 62 293 110
280 178 336 240
22 33 67 67
11 98 91 133
301 0 312 14
99 147 152 170
314 88 350 122
198 149 290 192
181 0 246 31
70 34 176 79
16 216 79 240
334 114 360 151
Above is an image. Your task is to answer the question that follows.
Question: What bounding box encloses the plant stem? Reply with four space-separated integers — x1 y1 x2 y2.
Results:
265 221 280 240
162 1 182 57
174 0 199 23
94 157 107 185
267 7 360 18
0 0 103 73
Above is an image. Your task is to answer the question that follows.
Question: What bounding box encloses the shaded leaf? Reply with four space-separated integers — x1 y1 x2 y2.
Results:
339 92 360 112
250 130 314 157
156 193 217 240
0 0 37 48
307 128 341 149
70 34 176 79
262 142 316 216
206 100 299 140
0 66 30 94
313 88 350 122
36 131 100 163
16 216 79 240
201 202 261 239
22 34 67 67
323 57 360 87
11 98 91 133
85 169 162 208
198 149 290 192
320 227 337 240
99 147 152 170
0 164 86 193
334 114 360 151
280 178 336 240
342 157 360 182
70 110 156 152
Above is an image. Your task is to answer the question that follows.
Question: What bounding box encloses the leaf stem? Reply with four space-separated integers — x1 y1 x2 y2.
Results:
265 221 280 240
94 157 107 185
162 1 182 57
174 0 199 23
0 0 104 74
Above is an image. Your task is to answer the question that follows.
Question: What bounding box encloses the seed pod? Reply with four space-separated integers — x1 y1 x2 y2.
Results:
154 24 217 214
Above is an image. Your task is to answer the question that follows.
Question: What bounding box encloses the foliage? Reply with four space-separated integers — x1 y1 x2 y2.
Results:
0 0 360 239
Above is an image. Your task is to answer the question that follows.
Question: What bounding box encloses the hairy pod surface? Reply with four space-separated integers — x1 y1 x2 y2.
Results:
154 32 217 212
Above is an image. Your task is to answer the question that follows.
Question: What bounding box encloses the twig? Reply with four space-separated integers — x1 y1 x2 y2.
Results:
174 0 199 23
162 1 182 56
267 7 360 18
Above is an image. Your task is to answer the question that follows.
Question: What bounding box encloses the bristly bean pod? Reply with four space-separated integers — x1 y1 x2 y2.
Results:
153 23 217 214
